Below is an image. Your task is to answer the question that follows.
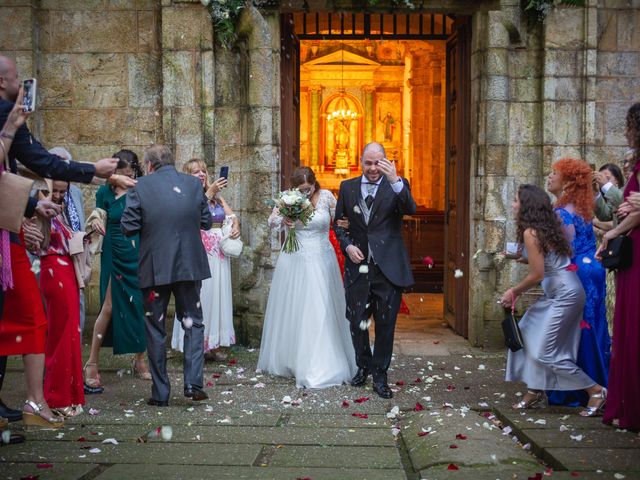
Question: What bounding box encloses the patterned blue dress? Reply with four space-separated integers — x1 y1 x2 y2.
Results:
547 207 611 406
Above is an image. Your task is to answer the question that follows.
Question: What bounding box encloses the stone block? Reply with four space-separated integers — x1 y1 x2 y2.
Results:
509 102 542 145
485 101 508 145
483 176 514 221
604 101 630 145
45 11 138 53
485 48 508 76
597 51 640 77
1 463 98 480
38 53 73 108
68 145 123 165
484 145 508 175
543 50 583 77
214 107 243 146
545 8 585 49
510 77 540 103
551 102 583 145
246 106 274 146
172 107 202 145
138 9 159 53
71 54 128 108
508 145 543 177
175 143 204 165
40 0 109 8
473 219 506 253
485 75 509 101
163 51 195 107
596 77 640 103
508 49 542 79
617 9 640 52
270 445 401 469
0 7 32 50
202 107 214 145
543 77 583 102
200 50 215 106
597 8 617 51
248 49 275 107
245 146 278 173
161 6 212 51
486 11 510 48
128 53 161 108
214 49 243 106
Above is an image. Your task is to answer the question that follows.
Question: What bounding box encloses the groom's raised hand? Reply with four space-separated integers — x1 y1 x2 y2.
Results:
346 245 365 264
378 157 399 184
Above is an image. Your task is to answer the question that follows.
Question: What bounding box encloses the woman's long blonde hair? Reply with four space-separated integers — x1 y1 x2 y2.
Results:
182 158 210 191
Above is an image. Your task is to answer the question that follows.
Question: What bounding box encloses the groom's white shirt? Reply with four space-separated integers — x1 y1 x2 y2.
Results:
359 175 404 200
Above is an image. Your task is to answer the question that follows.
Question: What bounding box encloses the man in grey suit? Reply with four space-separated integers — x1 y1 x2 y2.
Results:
121 145 212 406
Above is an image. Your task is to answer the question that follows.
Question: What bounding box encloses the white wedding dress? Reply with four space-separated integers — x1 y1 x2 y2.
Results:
257 189 357 388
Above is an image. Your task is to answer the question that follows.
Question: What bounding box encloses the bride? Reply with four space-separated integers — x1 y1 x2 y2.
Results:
257 166 357 388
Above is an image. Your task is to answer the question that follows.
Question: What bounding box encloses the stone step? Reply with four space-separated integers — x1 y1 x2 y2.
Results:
269 445 403 469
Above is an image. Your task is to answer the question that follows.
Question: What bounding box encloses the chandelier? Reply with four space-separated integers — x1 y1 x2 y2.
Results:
326 43 359 122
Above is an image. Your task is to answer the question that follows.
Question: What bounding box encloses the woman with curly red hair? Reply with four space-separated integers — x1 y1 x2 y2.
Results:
597 103 640 431
546 158 610 411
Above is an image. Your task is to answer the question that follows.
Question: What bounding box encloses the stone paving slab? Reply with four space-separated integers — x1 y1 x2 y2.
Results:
0 441 261 466
63 410 282 426
269 445 402 469
287 413 389 428
522 428 640 450
417 466 629 480
27 424 396 447
402 411 540 471
2 463 98 480
496 409 612 431
94 464 407 480
547 448 640 472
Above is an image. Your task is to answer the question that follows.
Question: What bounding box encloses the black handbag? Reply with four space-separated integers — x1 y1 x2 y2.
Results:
501 305 524 352
600 234 632 271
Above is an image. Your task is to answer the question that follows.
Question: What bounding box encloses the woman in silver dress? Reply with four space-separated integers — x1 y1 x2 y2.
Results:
500 184 607 416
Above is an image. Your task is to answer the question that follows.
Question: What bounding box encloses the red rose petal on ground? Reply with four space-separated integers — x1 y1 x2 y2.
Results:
36 464 53 469
447 463 459 470
212 373 221 378
449 444 458 449
446 385 455 391
76 436 86 441
296 477 313 480
351 412 369 419
566 263 579 271
414 377 422 383
395 380 405 386
414 402 425 411
482 412 493 418
417 431 429 437
433 340 440 344
89 432 98 435
342 400 350 408
354 396 370 403
206 381 214 387
570 473 580 477
228 359 237 365
455 434 468 440
20 475 39 480
580 320 591 330
527 474 543 480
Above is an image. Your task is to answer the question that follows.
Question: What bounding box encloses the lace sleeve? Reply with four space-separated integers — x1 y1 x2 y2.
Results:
268 206 284 231
324 190 337 220
555 207 576 250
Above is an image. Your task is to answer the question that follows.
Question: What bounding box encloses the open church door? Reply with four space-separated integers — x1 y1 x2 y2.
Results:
280 13 301 189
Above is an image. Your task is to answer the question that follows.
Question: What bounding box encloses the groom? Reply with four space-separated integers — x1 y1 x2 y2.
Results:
333 142 417 399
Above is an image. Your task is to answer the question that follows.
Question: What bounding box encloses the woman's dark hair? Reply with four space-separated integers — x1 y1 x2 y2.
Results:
113 149 143 178
626 103 640 169
290 166 320 191
516 184 572 258
599 163 625 188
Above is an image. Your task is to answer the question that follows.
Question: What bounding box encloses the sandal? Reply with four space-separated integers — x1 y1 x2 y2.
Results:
22 400 64 430
132 357 152 381
512 390 548 410
52 406 83 418
83 362 104 394
580 387 607 417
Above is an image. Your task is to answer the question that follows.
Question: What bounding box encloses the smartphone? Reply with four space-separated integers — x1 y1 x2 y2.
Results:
506 242 519 255
22 78 37 112
219 166 229 180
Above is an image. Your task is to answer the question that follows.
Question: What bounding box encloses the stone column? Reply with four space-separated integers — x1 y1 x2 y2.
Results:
309 86 321 167
364 87 375 144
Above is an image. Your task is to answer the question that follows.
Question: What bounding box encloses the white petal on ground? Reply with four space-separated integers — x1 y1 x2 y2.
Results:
89 448 101 454
160 426 173 441
102 438 119 445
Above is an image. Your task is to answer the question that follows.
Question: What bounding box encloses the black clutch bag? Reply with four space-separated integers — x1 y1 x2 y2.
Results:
501 307 524 352
600 235 632 271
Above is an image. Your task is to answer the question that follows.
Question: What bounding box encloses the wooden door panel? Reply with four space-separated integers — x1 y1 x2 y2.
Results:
280 14 300 189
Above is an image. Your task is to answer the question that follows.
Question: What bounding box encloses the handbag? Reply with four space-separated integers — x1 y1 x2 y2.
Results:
0 139 34 233
501 297 524 352
219 216 243 258
600 234 632 271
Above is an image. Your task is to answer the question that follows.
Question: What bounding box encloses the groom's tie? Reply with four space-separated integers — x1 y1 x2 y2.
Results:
365 183 376 209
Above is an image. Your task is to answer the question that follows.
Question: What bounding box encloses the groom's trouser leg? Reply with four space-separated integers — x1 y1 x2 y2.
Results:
345 275 372 371
174 281 204 391
370 264 402 381
142 285 172 402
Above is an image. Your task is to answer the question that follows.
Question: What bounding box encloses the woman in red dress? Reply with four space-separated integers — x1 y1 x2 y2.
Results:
39 181 85 417
598 103 640 430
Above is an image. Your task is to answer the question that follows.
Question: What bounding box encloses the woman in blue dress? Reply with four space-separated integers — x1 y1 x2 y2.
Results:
546 158 611 407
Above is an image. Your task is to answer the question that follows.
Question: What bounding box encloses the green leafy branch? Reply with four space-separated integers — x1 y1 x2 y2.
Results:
522 0 586 22
201 0 245 49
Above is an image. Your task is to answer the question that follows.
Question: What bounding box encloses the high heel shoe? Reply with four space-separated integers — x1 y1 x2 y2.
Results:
512 390 548 409
580 387 607 417
52 406 83 418
132 357 152 381
22 400 64 430
83 362 104 394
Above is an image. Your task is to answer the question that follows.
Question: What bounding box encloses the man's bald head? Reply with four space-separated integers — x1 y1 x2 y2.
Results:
0 55 20 102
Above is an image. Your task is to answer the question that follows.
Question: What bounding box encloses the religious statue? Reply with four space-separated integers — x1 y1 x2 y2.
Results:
334 119 351 173
379 110 395 142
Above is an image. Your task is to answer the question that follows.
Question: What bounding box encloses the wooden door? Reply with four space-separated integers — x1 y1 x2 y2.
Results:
280 14 300 189
444 17 471 337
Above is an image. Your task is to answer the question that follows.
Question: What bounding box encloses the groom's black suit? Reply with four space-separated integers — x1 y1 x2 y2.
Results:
333 175 416 383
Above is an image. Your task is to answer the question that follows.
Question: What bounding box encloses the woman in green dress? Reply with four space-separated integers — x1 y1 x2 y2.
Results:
83 150 150 393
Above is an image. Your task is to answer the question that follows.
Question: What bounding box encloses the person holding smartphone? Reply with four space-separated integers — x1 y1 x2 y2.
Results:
170 160 239 361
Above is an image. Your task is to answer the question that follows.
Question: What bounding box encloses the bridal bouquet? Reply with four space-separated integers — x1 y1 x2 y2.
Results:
269 188 314 253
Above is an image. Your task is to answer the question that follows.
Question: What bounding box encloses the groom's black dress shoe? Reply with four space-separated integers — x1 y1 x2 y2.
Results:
350 368 370 387
147 398 169 407
372 381 393 399
184 385 208 401
0 398 22 422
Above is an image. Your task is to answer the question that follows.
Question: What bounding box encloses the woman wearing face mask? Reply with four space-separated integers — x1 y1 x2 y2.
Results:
545 158 610 410
170 159 239 361
258 166 356 388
